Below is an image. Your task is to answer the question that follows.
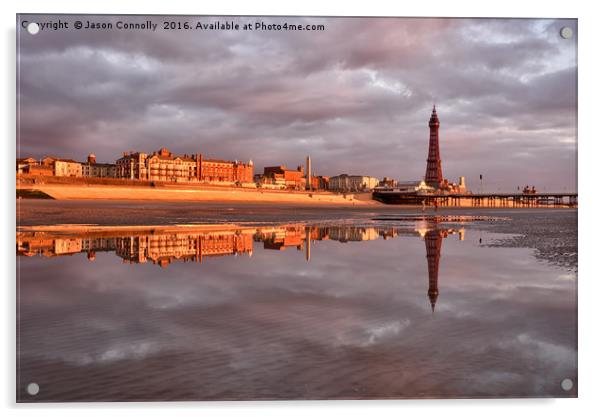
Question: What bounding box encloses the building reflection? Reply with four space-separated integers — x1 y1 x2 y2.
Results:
115 231 255 267
17 223 465 311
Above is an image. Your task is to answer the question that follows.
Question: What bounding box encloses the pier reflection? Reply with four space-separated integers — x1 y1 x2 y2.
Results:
17 223 464 311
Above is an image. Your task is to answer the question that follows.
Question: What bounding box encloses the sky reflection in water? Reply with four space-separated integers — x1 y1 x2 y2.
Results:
16 221 577 401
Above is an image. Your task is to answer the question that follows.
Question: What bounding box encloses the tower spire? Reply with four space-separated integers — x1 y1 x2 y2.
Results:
425 106 443 187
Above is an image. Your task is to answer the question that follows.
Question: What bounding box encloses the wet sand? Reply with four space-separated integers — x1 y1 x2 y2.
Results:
16 199 401 227
16 200 577 272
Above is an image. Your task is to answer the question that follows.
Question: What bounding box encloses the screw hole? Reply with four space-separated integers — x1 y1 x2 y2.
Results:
560 27 573 39
26 382 40 396
561 378 573 391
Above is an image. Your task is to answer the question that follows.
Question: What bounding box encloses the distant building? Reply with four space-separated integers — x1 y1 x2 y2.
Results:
82 154 117 178
24 164 53 176
16 157 37 173
255 173 285 189
203 157 253 184
328 174 380 192
312 175 329 190
116 147 253 184
42 157 83 177
379 177 397 188
436 177 468 194
395 180 434 193
262 165 305 190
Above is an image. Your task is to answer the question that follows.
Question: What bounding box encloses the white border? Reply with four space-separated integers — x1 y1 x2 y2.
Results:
2 1 600 416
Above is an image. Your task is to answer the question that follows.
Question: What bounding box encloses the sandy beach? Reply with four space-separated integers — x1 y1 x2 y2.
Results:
16 182 378 205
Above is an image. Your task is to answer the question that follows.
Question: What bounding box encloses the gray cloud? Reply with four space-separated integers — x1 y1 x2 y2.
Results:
17 15 577 191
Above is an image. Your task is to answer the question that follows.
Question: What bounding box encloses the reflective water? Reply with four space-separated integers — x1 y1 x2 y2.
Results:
16 220 577 401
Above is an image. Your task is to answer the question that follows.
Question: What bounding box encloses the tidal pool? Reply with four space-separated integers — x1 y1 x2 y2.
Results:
16 218 577 401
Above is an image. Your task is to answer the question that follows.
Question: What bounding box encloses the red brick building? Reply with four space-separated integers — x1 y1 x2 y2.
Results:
116 148 254 184
311 175 329 190
263 165 305 190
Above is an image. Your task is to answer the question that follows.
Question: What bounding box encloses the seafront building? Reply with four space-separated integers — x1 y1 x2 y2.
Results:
18 155 117 179
116 147 254 184
82 154 117 178
41 156 83 177
395 180 435 193
259 165 306 190
17 148 255 185
310 175 329 190
328 174 380 192
17 157 54 176
16 157 37 174
379 177 398 188
256 158 329 191
21 164 54 176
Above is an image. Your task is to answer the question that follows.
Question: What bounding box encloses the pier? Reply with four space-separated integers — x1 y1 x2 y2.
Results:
370 106 577 209
372 191 578 207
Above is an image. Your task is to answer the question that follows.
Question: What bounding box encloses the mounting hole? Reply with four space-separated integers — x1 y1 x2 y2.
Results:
26 382 40 396
560 26 573 39
561 378 573 391
27 22 40 35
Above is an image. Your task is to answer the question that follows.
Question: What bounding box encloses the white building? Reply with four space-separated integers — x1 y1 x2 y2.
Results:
394 180 434 193
328 174 380 192
41 157 83 177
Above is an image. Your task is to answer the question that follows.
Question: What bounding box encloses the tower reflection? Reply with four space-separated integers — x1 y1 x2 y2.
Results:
418 224 464 313
425 229 444 313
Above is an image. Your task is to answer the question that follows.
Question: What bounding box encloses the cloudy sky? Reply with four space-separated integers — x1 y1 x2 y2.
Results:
17 15 577 191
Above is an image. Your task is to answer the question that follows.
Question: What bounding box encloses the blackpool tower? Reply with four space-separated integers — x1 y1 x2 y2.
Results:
424 105 443 187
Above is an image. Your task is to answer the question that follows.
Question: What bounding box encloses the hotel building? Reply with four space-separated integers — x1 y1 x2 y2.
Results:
82 154 117 178
41 156 83 177
261 165 306 190
328 174 380 192
116 147 254 184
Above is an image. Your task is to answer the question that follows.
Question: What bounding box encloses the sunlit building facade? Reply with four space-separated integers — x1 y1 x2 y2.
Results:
328 174 380 192
82 154 117 178
116 147 254 184
41 157 83 177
